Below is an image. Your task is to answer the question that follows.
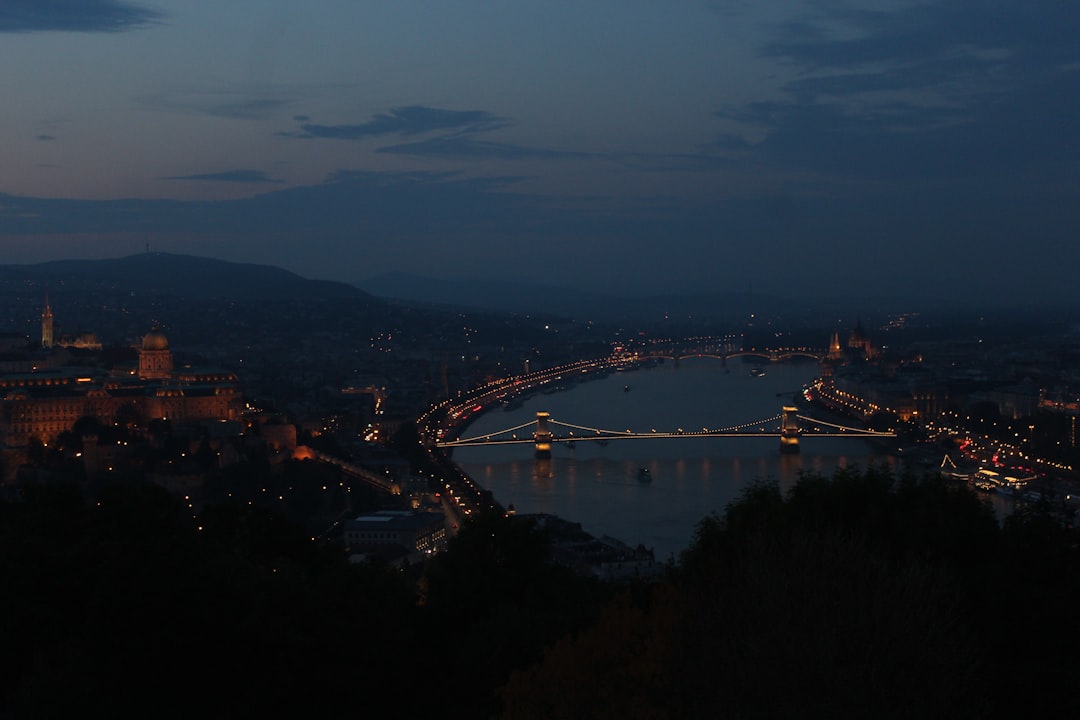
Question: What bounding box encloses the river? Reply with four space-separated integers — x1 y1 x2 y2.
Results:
454 357 897 562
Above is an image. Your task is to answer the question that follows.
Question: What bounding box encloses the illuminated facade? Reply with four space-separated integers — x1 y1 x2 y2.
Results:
57 331 103 350
1 324 241 448
137 327 174 379
344 511 447 556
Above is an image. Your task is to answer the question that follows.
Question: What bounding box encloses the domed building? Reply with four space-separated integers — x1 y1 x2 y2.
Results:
0 310 242 450
138 326 174 379
141 327 169 351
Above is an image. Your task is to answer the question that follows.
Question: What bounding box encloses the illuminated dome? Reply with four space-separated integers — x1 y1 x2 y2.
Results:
141 327 170 351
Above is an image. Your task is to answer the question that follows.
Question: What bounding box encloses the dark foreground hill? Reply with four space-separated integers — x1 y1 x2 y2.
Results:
2 468 1077 718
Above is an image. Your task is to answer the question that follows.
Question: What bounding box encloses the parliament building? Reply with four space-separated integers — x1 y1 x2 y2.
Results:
0 297 242 448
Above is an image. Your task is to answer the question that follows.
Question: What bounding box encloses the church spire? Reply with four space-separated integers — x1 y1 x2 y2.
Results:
828 330 843 360
41 290 54 349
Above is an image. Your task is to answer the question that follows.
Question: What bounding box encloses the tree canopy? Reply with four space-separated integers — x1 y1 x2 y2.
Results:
500 467 1080 719
3 467 1078 718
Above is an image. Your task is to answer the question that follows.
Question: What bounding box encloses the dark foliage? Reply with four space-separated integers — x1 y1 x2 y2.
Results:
420 511 611 717
5 468 1078 718
0 481 418 718
500 467 1080 719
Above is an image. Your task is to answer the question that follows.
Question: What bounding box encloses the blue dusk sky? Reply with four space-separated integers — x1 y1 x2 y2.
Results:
1 0 1078 304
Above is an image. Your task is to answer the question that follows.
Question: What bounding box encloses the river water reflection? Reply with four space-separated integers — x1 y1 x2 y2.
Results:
455 358 897 561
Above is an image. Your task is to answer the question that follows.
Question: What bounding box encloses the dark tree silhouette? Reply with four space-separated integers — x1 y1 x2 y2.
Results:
500 467 1079 719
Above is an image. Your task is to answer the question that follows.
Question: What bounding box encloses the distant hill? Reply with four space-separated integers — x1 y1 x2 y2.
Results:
2 253 373 303
359 272 629 317
358 271 899 324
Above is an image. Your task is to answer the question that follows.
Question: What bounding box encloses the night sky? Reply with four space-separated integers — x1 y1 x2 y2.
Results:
1 1 1078 304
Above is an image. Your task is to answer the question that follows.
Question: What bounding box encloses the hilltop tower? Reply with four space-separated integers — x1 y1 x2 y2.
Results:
41 292 54 349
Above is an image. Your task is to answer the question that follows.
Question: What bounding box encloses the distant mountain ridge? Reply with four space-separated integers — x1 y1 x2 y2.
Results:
359 271 632 315
0 254 963 324
0 253 372 302
358 271 881 323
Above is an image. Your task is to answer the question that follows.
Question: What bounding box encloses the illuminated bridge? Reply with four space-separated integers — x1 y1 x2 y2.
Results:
437 407 895 458
641 346 825 364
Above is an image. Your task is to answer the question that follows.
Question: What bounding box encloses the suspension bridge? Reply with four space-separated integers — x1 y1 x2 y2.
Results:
436 406 896 458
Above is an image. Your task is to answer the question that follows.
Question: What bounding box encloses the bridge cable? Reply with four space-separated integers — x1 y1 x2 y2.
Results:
449 419 537 444
795 414 894 435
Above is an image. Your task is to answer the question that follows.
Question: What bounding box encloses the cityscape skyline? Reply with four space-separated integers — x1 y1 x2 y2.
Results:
1 189 1079 714
1 1 1078 305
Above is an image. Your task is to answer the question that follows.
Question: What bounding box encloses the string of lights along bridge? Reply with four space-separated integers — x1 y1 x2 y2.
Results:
437 407 896 458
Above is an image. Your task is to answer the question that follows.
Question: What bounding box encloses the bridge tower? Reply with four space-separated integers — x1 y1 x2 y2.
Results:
780 405 800 453
534 411 553 459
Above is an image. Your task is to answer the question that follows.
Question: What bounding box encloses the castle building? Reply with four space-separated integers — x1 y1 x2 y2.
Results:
56 331 103 351
0 305 242 448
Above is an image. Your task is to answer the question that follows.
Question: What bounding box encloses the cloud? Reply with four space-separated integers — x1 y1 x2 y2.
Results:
378 135 595 161
759 0 1080 109
199 97 295 121
281 106 507 140
164 170 283 184
282 105 615 165
763 1 1078 73
324 169 528 193
2 158 1078 306
0 171 574 241
707 1 1080 182
376 129 728 174
0 1 161 33
139 90 298 120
